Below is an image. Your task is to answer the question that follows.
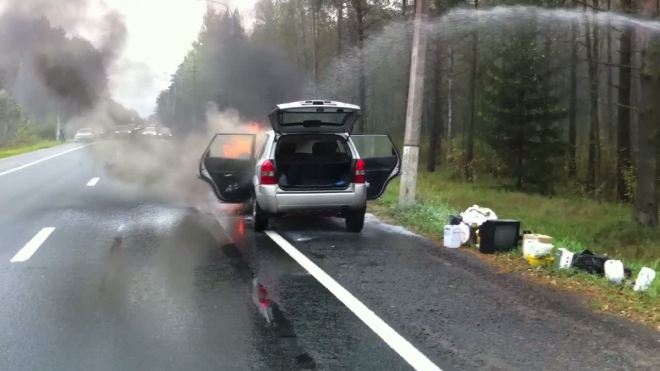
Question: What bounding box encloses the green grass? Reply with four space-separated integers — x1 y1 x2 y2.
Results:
0 141 63 160
370 170 660 326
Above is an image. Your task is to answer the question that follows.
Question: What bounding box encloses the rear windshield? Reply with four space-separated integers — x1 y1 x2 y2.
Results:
145 127 157 133
77 128 92 133
280 108 355 127
116 125 131 131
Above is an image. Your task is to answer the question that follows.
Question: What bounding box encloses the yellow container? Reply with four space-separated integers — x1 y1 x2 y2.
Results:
525 254 555 267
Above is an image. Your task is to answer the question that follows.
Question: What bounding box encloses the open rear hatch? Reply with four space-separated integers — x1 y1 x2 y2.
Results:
268 101 360 134
274 134 353 190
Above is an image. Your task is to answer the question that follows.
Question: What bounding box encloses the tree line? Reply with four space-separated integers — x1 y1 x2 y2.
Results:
155 0 660 228
0 14 140 145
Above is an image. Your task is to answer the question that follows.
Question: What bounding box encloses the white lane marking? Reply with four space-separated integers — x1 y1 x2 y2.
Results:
87 177 100 186
117 224 124 232
264 230 442 371
10 227 56 263
0 143 94 177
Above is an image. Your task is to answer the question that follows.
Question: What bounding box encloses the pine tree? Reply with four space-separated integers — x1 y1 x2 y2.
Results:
479 29 566 194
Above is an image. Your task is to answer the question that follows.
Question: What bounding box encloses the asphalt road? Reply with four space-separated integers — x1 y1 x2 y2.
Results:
0 141 658 371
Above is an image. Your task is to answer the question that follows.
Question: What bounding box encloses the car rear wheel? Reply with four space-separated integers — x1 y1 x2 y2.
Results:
345 207 365 233
253 198 269 232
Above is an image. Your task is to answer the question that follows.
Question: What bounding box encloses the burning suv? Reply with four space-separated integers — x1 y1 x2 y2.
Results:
198 100 401 233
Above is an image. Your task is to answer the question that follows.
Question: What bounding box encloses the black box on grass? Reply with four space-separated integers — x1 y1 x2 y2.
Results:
478 219 521 254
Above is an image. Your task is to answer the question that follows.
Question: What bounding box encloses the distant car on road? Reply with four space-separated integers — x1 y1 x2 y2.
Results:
198 100 401 233
113 125 134 139
96 128 111 140
158 127 173 139
74 128 95 142
141 126 159 139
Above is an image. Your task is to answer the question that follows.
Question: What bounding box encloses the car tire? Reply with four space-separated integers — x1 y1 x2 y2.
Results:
253 198 269 232
345 206 366 233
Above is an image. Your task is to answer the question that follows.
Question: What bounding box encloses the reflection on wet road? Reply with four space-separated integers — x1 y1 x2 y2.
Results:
1 146 660 371
221 240 315 369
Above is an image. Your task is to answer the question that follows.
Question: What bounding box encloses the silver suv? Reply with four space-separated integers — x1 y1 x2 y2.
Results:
198 100 401 233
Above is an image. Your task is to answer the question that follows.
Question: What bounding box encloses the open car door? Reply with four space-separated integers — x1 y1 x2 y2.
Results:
350 134 401 200
198 134 256 203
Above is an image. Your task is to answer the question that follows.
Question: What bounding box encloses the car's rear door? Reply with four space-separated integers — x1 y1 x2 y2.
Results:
199 134 256 203
350 134 401 200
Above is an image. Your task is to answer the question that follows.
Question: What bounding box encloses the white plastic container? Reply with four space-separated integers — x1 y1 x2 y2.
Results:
634 267 656 292
604 260 625 285
458 223 470 244
522 234 553 257
523 239 554 258
554 248 575 269
443 225 462 248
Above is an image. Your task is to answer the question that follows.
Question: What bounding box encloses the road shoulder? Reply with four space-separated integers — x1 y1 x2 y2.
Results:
271 215 660 371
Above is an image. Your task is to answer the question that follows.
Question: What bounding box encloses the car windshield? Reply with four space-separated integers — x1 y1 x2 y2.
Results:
115 125 131 131
145 127 157 133
160 128 171 134
77 128 92 134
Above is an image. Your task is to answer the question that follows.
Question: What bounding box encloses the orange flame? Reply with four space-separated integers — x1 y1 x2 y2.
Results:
247 122 261 133
220 123 264 159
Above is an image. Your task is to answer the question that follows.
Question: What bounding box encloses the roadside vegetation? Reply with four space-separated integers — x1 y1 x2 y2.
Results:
147 1 659 325
0 89 66 158
370 169 660 328
0 140 63 160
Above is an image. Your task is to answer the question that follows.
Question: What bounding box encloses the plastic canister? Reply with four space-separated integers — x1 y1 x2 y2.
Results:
458 223 470 244
604 260 625 285
633 267 656 292
522 234 553 257
443 225 461 248
554 248 575 269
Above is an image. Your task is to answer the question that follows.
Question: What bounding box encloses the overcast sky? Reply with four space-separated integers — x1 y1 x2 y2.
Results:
104 0 257 117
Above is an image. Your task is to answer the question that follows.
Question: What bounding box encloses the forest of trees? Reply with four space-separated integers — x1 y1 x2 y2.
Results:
0 13 139 146
154 0 660 228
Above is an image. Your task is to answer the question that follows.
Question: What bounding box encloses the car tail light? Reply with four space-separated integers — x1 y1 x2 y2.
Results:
354 159 366 184
260 160 276 185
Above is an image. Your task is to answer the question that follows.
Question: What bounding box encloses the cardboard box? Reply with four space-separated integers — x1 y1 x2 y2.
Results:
522 233 553 244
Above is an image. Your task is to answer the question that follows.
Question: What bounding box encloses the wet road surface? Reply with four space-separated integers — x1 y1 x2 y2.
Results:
0 143 659 371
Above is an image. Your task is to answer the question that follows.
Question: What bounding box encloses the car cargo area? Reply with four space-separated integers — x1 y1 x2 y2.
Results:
275 135 353 190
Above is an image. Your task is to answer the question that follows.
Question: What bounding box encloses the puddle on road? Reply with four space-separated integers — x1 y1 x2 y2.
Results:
220 241 316 369
365 213 422 238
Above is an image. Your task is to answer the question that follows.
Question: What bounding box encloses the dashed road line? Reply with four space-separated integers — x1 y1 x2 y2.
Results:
10 227 56 263
264 230 442 371
87 177 100 186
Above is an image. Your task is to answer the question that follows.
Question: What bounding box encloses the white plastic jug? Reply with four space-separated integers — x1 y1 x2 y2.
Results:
554 248 575 269
443 225 461 248
604 260 625 285
458 223 470 244
526 241 554 258
522 237 536 257
633 267 656 292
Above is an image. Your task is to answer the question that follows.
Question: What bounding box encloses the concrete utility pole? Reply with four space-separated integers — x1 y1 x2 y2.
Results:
398 0 429 208
55 102 61 141
56 114 60 141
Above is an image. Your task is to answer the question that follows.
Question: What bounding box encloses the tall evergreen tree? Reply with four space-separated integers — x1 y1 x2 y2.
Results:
479 28 566 194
